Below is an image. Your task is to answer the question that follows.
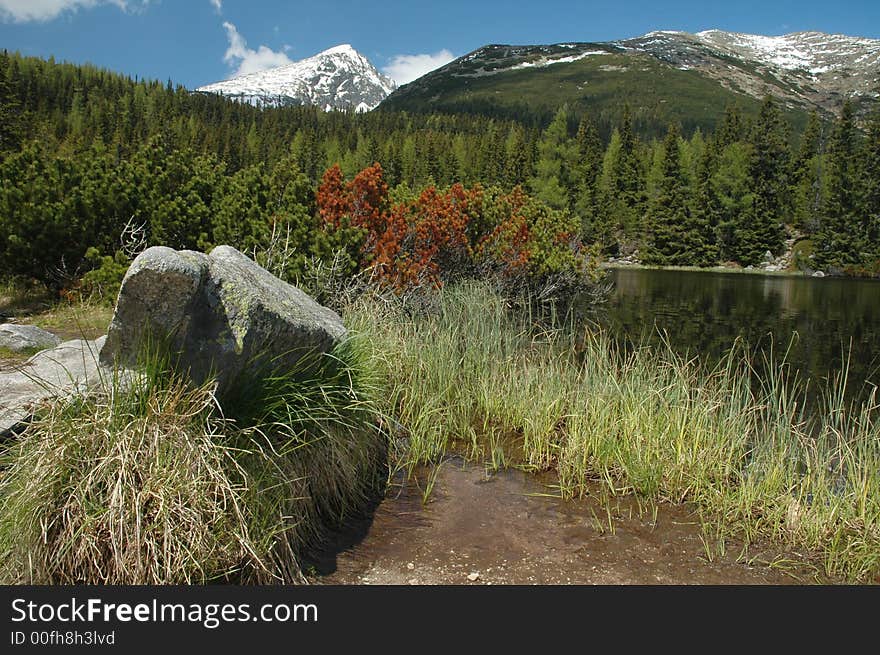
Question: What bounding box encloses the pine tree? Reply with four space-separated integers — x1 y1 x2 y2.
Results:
863 112 880 268
528 105 577 211
737 96 789 265
212 163 272 254
574 112 606 245
606 105 645 247
689 142 721 266
503 123 529 189
0 54 23 152
477 121 504 185
715 103 744 149
713 141 753 263
816 101 864 270
791 111 825 234
643 124 705 265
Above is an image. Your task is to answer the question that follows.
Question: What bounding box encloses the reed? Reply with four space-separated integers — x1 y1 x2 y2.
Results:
350 281 880 582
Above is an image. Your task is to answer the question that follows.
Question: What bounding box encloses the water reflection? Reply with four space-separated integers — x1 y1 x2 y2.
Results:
595 268 880 395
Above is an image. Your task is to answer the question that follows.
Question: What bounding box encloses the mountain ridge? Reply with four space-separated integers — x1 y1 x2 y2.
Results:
195 29 879 129
621 29 880 113
380 29 880 132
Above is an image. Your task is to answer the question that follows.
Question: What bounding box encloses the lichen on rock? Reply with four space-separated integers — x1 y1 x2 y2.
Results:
100 245 348 392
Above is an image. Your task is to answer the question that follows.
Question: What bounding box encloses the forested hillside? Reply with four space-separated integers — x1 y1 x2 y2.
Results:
1 51 879 296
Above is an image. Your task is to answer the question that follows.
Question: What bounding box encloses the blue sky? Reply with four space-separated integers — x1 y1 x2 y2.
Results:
1 1 878 87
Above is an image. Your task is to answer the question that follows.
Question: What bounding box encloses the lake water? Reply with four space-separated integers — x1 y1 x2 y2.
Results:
596 267 880 398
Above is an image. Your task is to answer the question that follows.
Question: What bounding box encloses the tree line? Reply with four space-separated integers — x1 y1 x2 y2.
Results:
530 100 880 273
1 50 879 295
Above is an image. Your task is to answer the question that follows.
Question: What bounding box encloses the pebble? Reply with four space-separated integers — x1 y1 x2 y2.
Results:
467 572 480 582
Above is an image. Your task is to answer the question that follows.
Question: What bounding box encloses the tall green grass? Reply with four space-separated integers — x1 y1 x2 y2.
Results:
350 281 880 582
3 279 877 583
0 338 385 584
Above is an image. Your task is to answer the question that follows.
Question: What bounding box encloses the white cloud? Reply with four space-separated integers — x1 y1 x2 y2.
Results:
222 21 293 78
209 0 221 13
0 0 147 23
382 49 455 85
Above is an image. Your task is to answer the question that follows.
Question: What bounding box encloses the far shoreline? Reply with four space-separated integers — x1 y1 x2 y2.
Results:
600 261 819 278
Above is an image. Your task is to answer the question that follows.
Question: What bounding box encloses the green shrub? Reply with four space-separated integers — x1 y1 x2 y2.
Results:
75 248 130 303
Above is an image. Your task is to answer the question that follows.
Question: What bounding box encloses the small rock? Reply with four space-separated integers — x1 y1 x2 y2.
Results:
0 324 61 353
407 578 419 585
0 337 108 434
467 572 480 582
406 562 415 570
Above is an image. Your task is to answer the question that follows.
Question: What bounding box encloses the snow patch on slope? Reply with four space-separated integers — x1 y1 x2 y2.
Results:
695 29 880 76
510 50 609 70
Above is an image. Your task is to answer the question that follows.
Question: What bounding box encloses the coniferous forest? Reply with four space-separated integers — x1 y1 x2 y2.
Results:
2 50 880 296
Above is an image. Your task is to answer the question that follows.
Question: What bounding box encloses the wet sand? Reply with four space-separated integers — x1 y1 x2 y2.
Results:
309 458 818 585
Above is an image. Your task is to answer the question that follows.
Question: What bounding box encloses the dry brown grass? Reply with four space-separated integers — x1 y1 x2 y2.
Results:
0 339 386 584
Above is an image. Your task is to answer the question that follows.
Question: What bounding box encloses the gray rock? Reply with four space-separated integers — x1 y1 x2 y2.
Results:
98 246 208 367
0 337 108 435
0 324 61 353
101 245 347 391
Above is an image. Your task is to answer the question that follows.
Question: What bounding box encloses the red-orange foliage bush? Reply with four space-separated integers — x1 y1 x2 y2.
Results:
389 184 479 288
316 165 598 295
317 164 348 230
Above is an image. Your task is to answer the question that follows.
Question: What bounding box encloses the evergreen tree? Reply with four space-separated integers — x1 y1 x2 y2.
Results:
130 137 224 252
528 105 577 211
816 101 864 270
212 163 272 253
5 48 880 284
791 111 825 234
737 96 789 265
574 112 606 245
715 103 744 149
689 142 721 266
479 122 506 186
643 124 706 265
0 143 130 286
713 141 753 263
0 55 23 152
503 123 529 189
862 112 880 268
606 105 645 247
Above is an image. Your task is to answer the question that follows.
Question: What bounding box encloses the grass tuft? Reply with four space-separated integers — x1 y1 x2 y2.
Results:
0 338 385 584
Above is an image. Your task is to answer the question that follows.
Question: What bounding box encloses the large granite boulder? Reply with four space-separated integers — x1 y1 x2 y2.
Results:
0 337 107 435
100 245 347 390
0 324 61 352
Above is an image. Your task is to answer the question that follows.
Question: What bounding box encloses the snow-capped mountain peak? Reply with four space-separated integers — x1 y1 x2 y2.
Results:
196 44 397 112
319 43 359 56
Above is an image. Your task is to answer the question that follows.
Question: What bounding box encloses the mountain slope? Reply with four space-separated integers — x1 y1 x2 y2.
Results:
380 30 880 134
623 30 880 114
196 44 397 112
